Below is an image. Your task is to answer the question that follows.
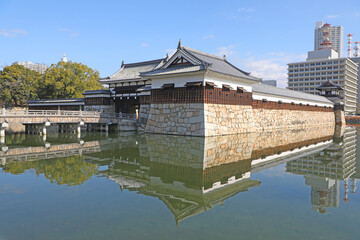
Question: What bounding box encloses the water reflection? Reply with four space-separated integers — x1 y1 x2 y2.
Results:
286 126 357 213
1 124 354 223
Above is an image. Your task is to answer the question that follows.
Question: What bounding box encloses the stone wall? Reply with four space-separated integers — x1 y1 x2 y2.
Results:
204 103 335 136
141 102 335 136
144 103 205 136
334 110 345 124
138 104 150 131
140 86 337 136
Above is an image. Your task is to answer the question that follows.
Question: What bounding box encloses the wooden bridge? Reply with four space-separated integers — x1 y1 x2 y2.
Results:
0 109 137 137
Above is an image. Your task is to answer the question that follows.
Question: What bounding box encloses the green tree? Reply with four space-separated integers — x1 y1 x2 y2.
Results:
2 155 99 186
40 61 101 99
0 64 42 107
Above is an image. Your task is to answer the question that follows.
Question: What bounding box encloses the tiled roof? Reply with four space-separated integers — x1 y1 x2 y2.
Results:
252 84 333 104
99 58 166 84
83 89 112 95
141 44 260 82
27 98 84 104
141 65 203 77
184 47 260 81
316 81 343 90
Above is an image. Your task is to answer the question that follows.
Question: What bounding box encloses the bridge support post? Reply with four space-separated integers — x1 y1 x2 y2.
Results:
77 120 84 138
1 136 5 144
41 120 51 136
1 157 6 166
0 121 8 138
2 104 5 116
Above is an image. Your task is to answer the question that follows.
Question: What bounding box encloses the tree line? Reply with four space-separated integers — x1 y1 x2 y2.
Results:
0 61 102 107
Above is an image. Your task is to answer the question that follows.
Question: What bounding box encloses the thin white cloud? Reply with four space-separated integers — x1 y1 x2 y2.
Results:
0 29 28 37
165 48 177 57
215 45 237 57
202 34 215 40
238 7 255 12
240 52 306 88
326 14 339 19
58 27 80 37
59 27 70 32
71 32 80 37
141 42 150 47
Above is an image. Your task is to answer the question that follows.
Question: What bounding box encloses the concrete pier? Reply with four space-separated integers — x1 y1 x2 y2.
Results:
0 121 8 137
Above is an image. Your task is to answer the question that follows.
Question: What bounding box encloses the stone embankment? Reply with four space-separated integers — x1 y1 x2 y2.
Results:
140 103 335 136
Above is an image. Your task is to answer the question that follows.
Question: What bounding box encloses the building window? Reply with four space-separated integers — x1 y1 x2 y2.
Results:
162 83 175 90
185 81 202 89
205 81 216 90
222 84 232 92
237 87 245 93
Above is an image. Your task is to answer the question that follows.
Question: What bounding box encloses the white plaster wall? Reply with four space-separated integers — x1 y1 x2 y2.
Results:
252 92 333 107
204 75 253 92
151 75 204 89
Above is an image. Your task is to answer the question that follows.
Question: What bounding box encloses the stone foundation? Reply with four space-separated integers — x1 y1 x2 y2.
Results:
141 102 335 137
143 103 205 136
205 103 335 136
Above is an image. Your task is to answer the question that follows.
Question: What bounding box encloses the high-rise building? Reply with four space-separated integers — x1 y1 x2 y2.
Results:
13 61 47 74
287 49 358 113
261 80 277 87
314 21 343 57
350 57 360 111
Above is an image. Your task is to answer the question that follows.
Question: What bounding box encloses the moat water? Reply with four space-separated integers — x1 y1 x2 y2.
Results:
1 126 360 240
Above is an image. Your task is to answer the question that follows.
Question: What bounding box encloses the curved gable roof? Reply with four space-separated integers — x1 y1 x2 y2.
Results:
141 43 260 82
99 58 166 84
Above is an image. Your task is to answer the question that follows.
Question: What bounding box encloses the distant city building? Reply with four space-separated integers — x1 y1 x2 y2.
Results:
261 80 277 87
13 61 47 74
314 21 343 57
350 57 360 111
287 49 358 113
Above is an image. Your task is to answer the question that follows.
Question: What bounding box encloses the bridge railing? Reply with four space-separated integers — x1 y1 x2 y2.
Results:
100 112 137 120
0 109 101 117
0 109 137 119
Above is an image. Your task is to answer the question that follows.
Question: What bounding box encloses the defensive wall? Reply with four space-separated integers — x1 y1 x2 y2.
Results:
139 84 337 137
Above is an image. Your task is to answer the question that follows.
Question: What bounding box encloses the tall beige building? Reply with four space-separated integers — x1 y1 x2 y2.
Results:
13 61 47 74
314 21 343 57
287 49 358 113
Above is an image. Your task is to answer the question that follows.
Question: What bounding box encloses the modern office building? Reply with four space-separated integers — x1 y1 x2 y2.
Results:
287 49 358 113
261 80 277 87
350 57 360 111
13 61 47 74
314 21 343 57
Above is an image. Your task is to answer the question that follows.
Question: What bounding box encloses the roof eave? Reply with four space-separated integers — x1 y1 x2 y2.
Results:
206 70 261 83
140 69 207 79
252 90 333 105
99 77 149 84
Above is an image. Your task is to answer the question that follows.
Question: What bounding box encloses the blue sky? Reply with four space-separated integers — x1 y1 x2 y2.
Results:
1 0 359 87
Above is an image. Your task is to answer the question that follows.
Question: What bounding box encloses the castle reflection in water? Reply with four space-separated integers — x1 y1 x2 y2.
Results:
1 124 359 223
